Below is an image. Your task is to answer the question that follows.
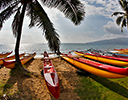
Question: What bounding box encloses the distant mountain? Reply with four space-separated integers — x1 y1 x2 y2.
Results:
87 37 128 45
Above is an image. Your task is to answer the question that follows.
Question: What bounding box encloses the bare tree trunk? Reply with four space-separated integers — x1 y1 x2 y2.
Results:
15 3 30 74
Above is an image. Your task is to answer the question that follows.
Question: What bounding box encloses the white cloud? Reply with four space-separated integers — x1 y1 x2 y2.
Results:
59 31 99 43
43 7 63 21
103 21 128 35
102 33 128 40
0 30 15 44
0 0 127 44
38 0 64 22
97 0 106 4
82 0 121 18
0 18 16 44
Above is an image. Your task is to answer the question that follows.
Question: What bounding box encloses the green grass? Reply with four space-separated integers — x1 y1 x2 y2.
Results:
0 83 5 97
4 83 13 90
75 74 128 100
0 82 13 97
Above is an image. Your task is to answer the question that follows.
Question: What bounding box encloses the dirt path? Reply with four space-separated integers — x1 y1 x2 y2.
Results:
0 57 81 100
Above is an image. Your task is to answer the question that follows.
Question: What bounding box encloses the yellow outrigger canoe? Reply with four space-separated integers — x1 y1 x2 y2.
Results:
0 53 25 65
3 52 36 69
114 48 128 52
61 54 127 79
74 51 128 66
0 51 12 58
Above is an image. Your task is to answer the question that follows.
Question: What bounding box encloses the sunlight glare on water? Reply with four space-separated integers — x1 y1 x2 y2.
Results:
0 43 128 55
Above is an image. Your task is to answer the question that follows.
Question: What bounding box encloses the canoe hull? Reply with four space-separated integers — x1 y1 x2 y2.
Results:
4 62 15 69
61 56 127 78
0 59 3 65
3 53 36 69
43 51 60 99
68 53 128 75
44 73 60 99
74 52 128 66
114 48 128 53
0 53 25 65
0 51 12 58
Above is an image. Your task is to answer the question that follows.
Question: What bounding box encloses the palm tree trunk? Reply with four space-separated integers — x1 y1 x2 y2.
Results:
15 3 29 73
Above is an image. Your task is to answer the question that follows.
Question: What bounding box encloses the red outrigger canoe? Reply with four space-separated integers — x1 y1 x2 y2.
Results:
75 51 128 66
114 48 128 54
0 51 12 58
114 48 128 52
43 51 60 99
61 53 128 78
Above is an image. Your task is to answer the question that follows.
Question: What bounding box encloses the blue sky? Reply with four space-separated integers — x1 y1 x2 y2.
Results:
0 0 128 44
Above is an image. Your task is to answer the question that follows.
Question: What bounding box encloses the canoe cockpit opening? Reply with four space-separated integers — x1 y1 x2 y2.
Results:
44 67 55 73
44 73 58 86
44 51 48 57
44 62 52 66
44 65 52 68
44 59 50 63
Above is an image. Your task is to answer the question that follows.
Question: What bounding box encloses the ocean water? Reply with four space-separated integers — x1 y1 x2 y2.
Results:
0 43 128 55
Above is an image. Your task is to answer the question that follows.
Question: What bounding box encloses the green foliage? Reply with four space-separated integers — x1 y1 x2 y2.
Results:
116 16 123 25
0 83 4 97
75 75 128 100
4 84 13 90
40 0 85 25
0 0 85 53
0 82 13 97
112 0 128 32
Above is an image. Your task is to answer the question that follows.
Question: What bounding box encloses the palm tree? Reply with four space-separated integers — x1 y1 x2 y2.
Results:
112 0 128 32
0 0 85 74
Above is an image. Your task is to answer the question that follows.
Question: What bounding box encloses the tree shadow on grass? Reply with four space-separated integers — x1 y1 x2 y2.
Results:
3 60 34 93
1 59 50 100
2 70 49 99
89 75 128 98
2 67 32 99
75 74 103 100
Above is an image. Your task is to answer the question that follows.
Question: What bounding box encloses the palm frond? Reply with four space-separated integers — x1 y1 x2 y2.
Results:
0 0 20 10
27 1 60 53
116 16 123 25
111 12 125 16
121 23 124 32
119 0 128 13
12 7 21 37
0 2 19 30
127 17 128 28
47 35 60 53
112 0 128 32
119 0 127 10
121 17 127 32
123 17 127 27
40 0 85 25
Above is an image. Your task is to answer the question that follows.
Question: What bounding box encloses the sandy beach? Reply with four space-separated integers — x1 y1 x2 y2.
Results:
0 57 81 100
